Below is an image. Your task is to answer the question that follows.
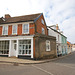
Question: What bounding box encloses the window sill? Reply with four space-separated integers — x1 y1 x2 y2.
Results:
12 34 17 35
0 54 9 55
2 34 8 35
18 54 31 56
46 50 51 52
22 33 29 34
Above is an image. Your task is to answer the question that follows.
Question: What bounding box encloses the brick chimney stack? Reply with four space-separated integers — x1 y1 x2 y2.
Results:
56 24 59 30
5 14 11 19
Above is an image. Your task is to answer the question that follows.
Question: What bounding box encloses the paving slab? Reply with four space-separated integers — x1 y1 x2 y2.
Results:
0 53 72 64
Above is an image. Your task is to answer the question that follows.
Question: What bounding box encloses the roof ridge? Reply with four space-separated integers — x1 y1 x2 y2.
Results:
48 27 67 38
8 13 42 18
0 13 42 24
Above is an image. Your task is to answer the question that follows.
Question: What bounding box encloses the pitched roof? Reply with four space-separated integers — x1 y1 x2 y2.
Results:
0 18 4 23
67 41 71 45
48 26 67 38
0 13 42 24
67 41 70 44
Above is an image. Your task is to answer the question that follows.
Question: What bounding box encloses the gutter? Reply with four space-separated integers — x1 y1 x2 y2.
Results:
0 20 34 25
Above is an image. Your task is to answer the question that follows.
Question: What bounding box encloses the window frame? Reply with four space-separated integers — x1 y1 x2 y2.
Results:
12 25 17 35
42 27 45 34
2 25 8 35
46 40 51 51
22 23 29 34
58 35 59 41
0 41 9 55
41 19 44 25
18 40 31 55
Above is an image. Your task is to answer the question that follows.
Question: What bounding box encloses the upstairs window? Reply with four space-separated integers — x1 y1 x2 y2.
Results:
3 26 8 35
41 19 44 25
46 40 51 51
12 25 17 35
42 28 45 34
23 24 29 34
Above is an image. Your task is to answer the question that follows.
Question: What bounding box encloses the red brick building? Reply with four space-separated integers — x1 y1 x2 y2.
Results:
0 13 56 59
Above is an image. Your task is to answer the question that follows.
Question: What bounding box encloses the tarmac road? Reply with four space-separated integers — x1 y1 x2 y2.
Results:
0 52 75 75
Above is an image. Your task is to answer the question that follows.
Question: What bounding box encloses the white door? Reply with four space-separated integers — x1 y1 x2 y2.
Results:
13 43 17 56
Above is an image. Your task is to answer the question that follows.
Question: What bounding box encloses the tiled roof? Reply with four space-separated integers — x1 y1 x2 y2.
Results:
67 41 71 45
0 18 4 23
0 13 41 24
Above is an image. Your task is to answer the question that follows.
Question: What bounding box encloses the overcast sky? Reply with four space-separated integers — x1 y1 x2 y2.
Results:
0 0 75 43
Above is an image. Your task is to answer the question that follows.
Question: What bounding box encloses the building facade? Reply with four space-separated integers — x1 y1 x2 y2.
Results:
48 26 62 56
0 13 57 59
48 24 67 56
67 41 72 54
61 35 67 55
72 44 75 52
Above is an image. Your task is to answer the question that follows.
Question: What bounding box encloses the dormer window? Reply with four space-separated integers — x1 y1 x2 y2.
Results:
41 19 44 25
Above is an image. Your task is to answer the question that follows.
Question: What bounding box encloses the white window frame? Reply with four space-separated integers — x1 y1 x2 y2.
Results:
0 41 9 55
22 23 29 34
46 40 51 51
42 27 45 34
41 19 44 25
12 25 17 35
2 25 8 35
18 40 31 55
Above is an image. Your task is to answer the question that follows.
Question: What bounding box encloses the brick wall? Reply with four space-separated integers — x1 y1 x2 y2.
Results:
8 25 12 35
34 33 57 59
35 14 48 35
0 26 2 35
0 14 48 36
0 23 35 36
29 23 35 35
17 24 22 35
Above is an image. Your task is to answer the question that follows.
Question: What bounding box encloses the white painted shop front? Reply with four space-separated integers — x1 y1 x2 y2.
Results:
0 36 34 58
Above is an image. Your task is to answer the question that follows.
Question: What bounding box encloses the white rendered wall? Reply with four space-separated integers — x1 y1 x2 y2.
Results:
0 35 34 58
48 28 62 55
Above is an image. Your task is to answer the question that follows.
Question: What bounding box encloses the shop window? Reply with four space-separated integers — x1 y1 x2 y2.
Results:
19 40 31 55
0 41 9 54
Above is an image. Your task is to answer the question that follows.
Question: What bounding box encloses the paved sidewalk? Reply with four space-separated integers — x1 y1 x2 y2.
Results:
0 57 43 64
0 53 72 64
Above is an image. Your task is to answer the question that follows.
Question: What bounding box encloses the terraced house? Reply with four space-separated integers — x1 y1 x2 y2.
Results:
0 13 57 59
48 24 67 56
